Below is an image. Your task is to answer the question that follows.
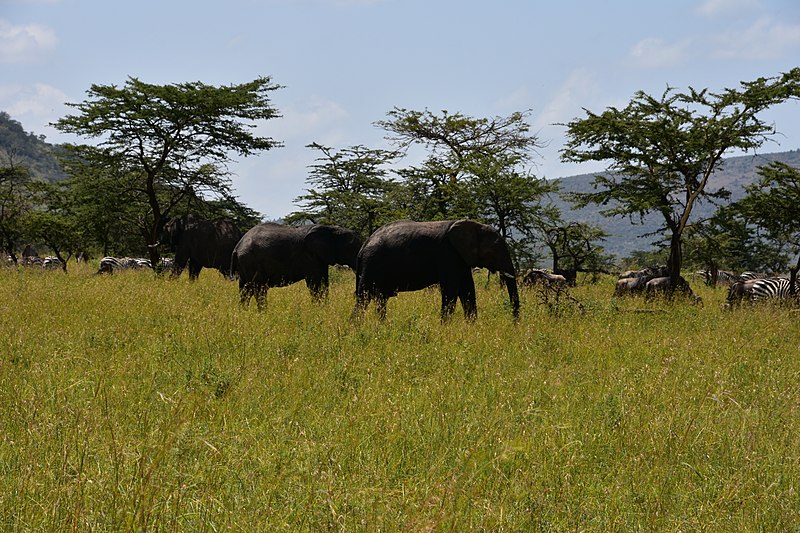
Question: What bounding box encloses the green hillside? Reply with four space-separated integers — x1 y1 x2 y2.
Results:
552 149 800 259
0 112 66 182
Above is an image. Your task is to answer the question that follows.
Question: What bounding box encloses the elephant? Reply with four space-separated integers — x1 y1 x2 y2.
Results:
161 214 243 280
352 219 520 322
231 222 363 310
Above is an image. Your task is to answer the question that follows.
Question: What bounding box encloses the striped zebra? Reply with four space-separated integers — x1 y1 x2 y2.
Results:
727 276 799 307
97 256 153 274
42 256 63 270
750 277 799 302
738 271 772 282
697 269 738 286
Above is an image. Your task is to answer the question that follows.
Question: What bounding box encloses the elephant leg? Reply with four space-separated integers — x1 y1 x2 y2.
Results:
170 262 184 279
352 291 369 322
306 273 328 303
375 295 388 322
254 285 268 311
171 251 188 279
440 290 458 322
239 281 252 307
188 260 202 281
459 275 478 321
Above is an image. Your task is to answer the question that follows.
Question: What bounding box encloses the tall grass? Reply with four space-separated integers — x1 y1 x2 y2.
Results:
1 265 799 530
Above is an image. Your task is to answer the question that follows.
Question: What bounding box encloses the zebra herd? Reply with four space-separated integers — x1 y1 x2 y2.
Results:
4 255 65 270
96 256 175 274
3 254 175 274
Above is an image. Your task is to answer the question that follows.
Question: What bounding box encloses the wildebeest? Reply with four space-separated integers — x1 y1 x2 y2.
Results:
645 276 702 304
521 268 567 288
614 275 653 296
618 266 668 280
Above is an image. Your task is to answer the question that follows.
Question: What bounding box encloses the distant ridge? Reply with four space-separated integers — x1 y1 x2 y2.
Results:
550 149 800 259
0 111 66 182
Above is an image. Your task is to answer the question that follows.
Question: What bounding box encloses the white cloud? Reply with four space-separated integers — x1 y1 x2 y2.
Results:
0 83 71 140
0 19 57 64
696 0 761 17
628 37 692 68
534 69 598 131
710 16 800 59
268 95 350 144
493 86 532 114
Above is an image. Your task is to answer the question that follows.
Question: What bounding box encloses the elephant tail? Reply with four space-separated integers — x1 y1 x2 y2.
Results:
230 251 239 279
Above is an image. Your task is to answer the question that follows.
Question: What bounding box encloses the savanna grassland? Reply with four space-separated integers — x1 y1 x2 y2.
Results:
1 264 799 531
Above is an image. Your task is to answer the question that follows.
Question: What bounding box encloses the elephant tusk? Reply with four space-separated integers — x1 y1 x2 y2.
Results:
147 241 161 248
500 271 516 280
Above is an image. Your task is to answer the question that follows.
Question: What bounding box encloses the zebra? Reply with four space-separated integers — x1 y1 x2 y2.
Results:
726 277 799 307
750 277 799 303
158 257 174 272
96 256 153 274
41 256 63 270
738 271 773 282
697 269 738 286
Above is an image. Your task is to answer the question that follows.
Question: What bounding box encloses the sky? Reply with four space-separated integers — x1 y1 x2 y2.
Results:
2 0 800 220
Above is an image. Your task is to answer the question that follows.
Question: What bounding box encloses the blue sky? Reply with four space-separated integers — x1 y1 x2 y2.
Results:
2 0 800 219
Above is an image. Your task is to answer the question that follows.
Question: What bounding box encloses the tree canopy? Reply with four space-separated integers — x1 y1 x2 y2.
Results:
0 153 33 259
373 108 555 265
736 161 800 290
562 69 800 285
286 143 400 237
53 76 282 265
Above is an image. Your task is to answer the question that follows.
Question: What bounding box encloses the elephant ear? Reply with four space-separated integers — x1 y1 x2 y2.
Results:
304 225 337 265
446 220 480 267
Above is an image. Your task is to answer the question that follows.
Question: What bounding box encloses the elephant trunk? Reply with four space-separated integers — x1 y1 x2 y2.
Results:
501 271 520 320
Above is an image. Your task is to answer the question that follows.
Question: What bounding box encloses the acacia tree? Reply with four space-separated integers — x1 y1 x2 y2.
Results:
286 143 400 237
538 221 613 283
376 108 544 219
53 76 282 266
0 151 34 261
737 161 800 293
562 69 800 288
682 206 786 282
377 108 553 264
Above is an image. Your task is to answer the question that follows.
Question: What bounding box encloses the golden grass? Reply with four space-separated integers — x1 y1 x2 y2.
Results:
1 265 799 530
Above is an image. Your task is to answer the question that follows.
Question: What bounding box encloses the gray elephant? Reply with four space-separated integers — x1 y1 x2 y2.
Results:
161 214 243 280
231 222 363 309
353 219 520 322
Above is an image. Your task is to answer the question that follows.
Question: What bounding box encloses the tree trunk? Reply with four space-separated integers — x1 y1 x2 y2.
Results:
790 254 800 297
667 231 682 289
707 260 718 287
145 171 163 272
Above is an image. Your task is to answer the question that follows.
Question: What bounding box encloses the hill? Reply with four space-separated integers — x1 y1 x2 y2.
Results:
0 111 66 182
551 149 800 259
